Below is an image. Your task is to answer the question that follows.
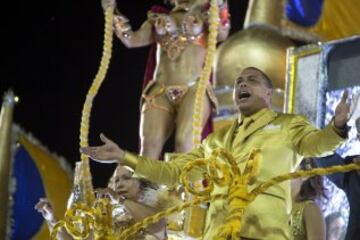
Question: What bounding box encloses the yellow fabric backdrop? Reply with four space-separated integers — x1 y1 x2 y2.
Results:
310 0 360 40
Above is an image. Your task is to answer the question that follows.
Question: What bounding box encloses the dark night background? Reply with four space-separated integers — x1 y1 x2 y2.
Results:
1 0 248 186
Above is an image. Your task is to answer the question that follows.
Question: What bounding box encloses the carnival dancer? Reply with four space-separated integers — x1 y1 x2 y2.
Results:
101 0 230 158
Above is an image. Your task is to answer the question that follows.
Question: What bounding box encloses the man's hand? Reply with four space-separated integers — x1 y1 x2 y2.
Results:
80 133 125 164
334 90 351 129
334 91 360 129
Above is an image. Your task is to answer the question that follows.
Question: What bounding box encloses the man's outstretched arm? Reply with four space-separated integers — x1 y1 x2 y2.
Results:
290 91 351 157
81 134 206 186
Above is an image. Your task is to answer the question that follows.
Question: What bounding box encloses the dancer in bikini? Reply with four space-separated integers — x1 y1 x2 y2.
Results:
102 0 230 158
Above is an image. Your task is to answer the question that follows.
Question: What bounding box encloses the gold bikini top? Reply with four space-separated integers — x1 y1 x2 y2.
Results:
148 10 207 60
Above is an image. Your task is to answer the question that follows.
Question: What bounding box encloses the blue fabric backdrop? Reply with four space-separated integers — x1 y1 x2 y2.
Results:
286 0 324 27
11 146 46 240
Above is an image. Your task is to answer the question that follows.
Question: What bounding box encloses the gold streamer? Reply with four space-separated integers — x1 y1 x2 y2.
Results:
51 199 113 240
192 0 220 146
78 8 114 206
50 7 114 239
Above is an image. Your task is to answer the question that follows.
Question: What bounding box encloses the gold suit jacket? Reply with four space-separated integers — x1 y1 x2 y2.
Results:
131 109 346 239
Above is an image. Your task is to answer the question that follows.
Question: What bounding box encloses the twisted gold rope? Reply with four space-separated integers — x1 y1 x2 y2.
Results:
79 8 114 206
50 8 114 239
192 0 220 146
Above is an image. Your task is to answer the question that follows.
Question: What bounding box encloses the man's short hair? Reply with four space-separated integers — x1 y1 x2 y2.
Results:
242 67 273 89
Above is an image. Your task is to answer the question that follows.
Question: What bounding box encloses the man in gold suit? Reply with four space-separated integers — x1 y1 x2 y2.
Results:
81 67 352 239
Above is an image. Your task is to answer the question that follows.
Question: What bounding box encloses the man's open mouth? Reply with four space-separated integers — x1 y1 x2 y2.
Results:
238 91 251 100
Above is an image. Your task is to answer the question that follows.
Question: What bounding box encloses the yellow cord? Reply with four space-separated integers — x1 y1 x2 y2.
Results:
79 8 114 206
51 199 114 240
192 0 220 146
50 8 114 239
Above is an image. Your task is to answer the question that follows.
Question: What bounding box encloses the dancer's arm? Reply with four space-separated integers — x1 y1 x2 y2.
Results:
101 0 154 48
303 202 326 240
113 16 154 48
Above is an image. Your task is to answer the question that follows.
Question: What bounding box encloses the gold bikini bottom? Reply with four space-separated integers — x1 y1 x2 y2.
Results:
141 80 218 113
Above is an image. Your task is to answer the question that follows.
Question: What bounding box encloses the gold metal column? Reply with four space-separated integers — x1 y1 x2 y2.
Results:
244 0 283 28
0 91 16 237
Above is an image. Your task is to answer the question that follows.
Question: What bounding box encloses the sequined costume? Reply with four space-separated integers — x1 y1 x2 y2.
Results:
142 79 218 114
112 203 161 240
111 1 230 158
112 187 180 240
140 3 229 138
291 201 313 240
